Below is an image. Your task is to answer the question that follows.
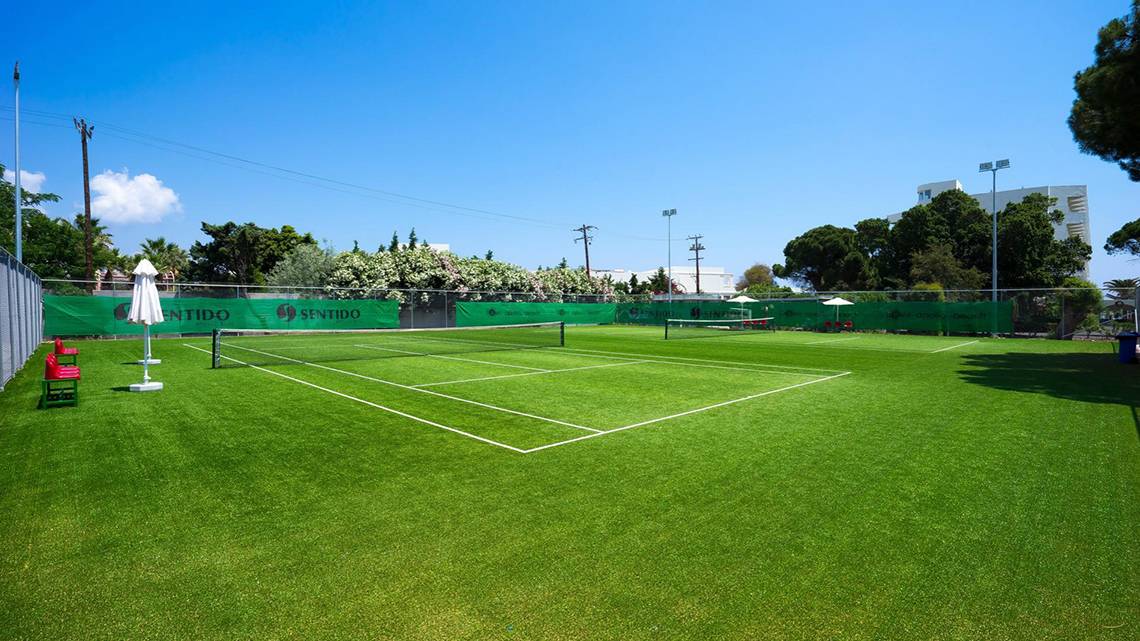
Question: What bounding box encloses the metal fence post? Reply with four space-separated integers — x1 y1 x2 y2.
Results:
2 255 12 385
15 263 25 360
1053 290 1062 339
1135 286 1139 334
35 275 42 345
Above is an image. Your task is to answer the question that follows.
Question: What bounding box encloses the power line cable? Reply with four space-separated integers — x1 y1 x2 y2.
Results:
0 105 667 241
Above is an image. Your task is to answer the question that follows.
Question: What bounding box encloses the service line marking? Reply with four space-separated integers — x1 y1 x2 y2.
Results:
554 348 838 377
220 342 601 433
402 334 845 376
805 337 861 345
413 360 645 388
522 371 852 453
353 344 550 371
182 344 527 453
930 340 978 353
194 340 852 454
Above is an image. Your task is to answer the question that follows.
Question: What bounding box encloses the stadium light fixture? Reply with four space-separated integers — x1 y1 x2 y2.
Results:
979 158 1011 333
662 209 677 307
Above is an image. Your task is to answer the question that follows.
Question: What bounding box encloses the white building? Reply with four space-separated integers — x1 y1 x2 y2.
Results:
888 180 1092 250
595 266 737 295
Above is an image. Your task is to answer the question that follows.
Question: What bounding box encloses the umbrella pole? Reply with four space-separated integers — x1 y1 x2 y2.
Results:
143 325 151 383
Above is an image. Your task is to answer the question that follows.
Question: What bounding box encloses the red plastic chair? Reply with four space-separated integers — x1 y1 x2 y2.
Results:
41 353 80 408
760 319 768 330
844 320 854 330
45 353 80 380
53 338 79 365
823 320 832 332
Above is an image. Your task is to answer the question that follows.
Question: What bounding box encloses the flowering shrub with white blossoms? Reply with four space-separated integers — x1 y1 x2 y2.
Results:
326 246 614 301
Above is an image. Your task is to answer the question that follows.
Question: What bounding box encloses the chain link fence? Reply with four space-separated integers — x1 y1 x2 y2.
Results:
808 287 1137 339
41 279 617 333
1 247 43 390
40 279 1138 340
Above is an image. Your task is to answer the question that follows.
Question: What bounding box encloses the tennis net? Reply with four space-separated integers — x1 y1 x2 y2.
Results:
663 317 774 340
210 321 565 368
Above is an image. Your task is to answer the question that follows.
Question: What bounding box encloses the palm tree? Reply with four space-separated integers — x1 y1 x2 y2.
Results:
1103 278 1139 300
139 237 189 281
1102 278 1139 333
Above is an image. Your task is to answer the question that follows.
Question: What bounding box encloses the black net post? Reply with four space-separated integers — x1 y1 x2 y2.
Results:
211 328 222 369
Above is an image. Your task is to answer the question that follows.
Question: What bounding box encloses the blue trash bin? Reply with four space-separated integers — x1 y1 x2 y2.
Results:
1116 332 1138 364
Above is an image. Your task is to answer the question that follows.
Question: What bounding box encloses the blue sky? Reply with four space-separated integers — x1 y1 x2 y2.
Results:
2 0 1137 285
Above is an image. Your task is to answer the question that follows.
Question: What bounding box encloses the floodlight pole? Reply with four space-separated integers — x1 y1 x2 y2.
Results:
979 159 1010 335
12 62 21 262
662 209 677 307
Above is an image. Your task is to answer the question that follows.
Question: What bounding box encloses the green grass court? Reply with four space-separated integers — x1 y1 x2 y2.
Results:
1 326 1138 639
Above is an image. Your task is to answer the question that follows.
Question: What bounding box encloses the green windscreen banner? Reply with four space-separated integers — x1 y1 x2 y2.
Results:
616 300 821 326
43 295 400 337
824 301 1013 333
456 301 616 327
615 299 1013 333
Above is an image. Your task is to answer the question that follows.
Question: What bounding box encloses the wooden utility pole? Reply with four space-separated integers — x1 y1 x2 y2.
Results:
687 234 705 294
573 224 596 277
74 118 95 283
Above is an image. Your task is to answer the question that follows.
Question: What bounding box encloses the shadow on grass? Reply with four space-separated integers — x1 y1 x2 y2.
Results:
959 351 1140 435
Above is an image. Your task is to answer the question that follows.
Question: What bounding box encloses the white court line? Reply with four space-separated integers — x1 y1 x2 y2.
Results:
403 333 845 375
687 335 936 354
413 360 645 388
930 340 978 353
353 344 550 372
805 336 861 345
182 344 526 454
553 348 831 377
522 371 852 453
221 342 602 433
555 346 846 375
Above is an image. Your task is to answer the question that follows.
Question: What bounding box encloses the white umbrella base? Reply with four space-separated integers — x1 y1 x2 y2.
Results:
135 359 162 365
129 381 164 392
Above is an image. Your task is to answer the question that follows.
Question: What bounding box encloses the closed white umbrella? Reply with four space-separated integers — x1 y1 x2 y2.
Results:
821 296 855 322
128 259 164 392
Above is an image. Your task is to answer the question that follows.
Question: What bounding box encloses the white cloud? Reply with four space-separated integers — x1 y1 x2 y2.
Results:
3 169 47 193
90 169 182 224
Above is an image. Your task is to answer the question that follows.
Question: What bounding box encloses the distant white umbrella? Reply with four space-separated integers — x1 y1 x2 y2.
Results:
726 294 758 320
821 296 854 322
128 259 164 392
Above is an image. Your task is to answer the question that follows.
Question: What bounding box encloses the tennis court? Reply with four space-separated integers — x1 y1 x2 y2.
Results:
2 322 1137 640
187 322 850 452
